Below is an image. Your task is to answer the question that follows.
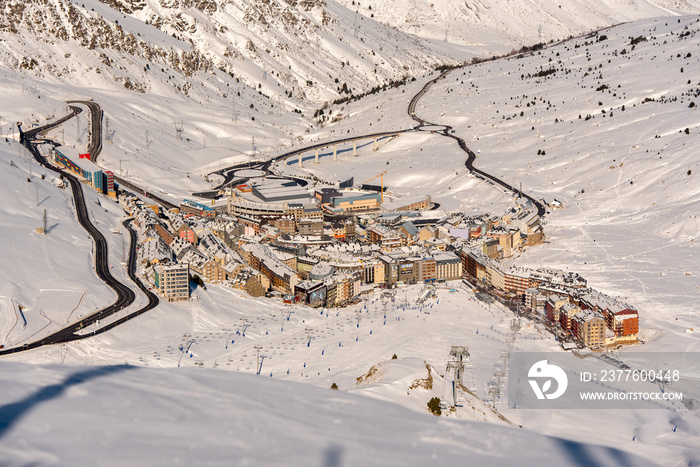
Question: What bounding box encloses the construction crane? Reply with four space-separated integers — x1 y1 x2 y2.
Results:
361 170 387 203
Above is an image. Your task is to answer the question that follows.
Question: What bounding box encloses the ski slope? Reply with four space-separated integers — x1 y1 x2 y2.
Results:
1 10 700 467
0 359 658 467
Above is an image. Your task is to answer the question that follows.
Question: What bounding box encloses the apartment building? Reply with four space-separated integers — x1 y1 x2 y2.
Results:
558 302 583 332
434 252 462 281
503 269 528 296
298 218 323 236
572 310 606 348
579 291 639 338
544 294 570 325
154 263 190 302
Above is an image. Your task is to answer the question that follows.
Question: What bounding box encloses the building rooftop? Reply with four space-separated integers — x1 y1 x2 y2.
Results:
182 199 215 212
251 180 311 203
581 290 637 314
310 262 334 278
329 190 381 206
73 156 101 173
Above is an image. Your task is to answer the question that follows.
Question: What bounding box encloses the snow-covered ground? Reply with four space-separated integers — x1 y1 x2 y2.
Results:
288 15 700 347
337 0 700 53
6 282 698 466
2 9 700 467
404 16 700 345
265 16 700 464
0 139 145 348
0 359 659 467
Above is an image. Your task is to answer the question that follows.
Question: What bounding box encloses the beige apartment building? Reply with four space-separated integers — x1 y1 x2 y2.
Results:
154 263 190 302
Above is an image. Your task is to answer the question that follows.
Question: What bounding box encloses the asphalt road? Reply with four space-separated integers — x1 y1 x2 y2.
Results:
193 129 408 199
0 103 159 356
67 100 102 160
62 219 159 342
1 66 547 355
69 99 177 210
194 68 545 220
407 68 547 219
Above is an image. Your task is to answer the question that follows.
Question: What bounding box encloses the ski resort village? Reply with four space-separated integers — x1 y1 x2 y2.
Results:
1 0 699 465
114 163 638 351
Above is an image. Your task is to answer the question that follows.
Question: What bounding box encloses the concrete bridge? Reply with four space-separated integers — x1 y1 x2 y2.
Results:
281 130 405 167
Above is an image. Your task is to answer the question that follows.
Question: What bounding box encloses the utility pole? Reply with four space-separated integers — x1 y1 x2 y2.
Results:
446 346 476 395
239 318 249 336
446 358 463 406
37 209 47 235
488 382 499 407
174 122 184 140
178 335 193 368
494 367 504 400
254 345 263 375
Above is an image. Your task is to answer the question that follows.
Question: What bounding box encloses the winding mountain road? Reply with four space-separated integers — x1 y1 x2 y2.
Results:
0 103 158 356
70 99 177 210
195 67 546 220
407 68 547 218
1 62 546 355
193 129 408 199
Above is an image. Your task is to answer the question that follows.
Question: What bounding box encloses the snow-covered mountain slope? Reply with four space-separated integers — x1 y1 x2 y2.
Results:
336 0 700 54
273 14 700 371
2 10 700 467
0 0 465 201
0 138 146 348
7 276 700 466
351 357 512 424
0 360 656 466
384 16 700 335
0 0 460 107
